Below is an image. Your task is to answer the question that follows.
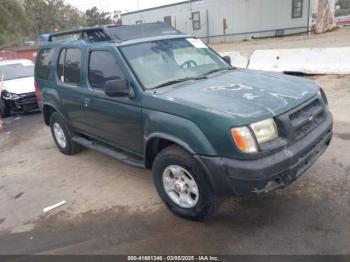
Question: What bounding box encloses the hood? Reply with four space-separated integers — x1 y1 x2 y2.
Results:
2 77 35 94
155 69 318 122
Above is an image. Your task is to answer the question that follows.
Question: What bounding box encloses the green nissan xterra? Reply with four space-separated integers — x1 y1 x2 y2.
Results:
35 23 333 220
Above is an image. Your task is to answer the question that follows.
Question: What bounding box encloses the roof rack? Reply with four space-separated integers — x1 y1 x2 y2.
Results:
48 26 115 42
48 22 182 43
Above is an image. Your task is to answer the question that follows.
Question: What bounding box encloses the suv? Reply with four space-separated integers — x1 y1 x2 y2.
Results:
35 23 333 220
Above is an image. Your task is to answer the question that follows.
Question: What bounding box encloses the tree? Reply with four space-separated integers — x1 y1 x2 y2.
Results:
316 0 337 33
0 1 120 47
23 0 86 35
85 6 113 26
0 0 31 46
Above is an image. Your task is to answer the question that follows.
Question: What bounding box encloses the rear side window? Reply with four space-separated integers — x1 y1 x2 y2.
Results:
57 48 81 85
57 49 66 82
88 51 125 90
36 48 53 79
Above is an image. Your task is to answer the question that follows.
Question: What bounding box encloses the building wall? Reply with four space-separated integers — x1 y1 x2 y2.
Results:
121 0 311 43
0 48 37 62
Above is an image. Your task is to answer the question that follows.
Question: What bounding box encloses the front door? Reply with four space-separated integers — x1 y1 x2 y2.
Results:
81 49 143 155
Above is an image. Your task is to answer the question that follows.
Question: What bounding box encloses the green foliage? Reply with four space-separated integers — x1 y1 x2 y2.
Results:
0 0 31 47
85 6 112 26
0 1 121 47
336 8 350 15
337 0 350 9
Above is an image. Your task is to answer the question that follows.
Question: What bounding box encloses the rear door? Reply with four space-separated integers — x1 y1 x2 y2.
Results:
56 47 87 130
81 48 143 155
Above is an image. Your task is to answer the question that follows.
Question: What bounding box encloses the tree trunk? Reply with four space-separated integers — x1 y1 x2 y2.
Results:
315 0 337 33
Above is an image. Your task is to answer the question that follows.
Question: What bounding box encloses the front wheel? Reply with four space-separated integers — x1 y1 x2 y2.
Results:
152 145 218 220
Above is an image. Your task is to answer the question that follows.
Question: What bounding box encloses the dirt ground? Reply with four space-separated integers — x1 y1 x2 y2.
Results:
211 28 350 57
0 34 350 254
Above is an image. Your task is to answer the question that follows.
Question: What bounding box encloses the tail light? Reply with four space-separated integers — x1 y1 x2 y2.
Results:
34 80 41 102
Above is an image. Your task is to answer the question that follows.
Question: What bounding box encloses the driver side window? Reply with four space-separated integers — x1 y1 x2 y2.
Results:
88 50 125 90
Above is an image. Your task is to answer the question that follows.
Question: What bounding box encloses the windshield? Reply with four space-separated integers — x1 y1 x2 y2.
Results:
0 63 34 81
121 38 231 89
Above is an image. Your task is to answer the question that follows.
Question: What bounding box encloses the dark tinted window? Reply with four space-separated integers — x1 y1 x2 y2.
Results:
36 48 53 79
192 12 200 30
292 0 303 18
64 48 81 85
88 51 124 89
57 49 66 82
164 16 171 26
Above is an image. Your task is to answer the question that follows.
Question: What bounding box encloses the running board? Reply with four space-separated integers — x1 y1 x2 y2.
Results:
72 136 144 168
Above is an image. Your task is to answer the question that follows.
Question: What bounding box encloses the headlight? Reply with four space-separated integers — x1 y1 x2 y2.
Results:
231 118 278 154
231 126 258 153
250 118 278 144
3 92 20 100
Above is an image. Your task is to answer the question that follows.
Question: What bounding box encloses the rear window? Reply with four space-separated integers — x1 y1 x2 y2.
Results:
0 63 34 81
36 48 53 79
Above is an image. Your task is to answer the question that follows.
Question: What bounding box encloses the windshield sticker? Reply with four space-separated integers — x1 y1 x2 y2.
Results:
187 38 208 49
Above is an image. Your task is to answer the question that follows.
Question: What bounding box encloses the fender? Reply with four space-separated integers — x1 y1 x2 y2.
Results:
42 102 70 126
143 109 217 156
144 132 195 155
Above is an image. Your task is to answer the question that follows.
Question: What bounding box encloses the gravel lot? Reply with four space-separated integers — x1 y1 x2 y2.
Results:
211 28 350 57
0 34 350 255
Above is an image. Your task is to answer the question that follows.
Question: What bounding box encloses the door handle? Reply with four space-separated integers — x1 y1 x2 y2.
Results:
83 97 91 107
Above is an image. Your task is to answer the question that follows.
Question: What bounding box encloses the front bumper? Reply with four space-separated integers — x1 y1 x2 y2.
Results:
3 92 38 112
196 112 333 196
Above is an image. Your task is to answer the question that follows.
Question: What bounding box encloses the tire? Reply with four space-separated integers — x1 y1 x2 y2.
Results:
0 99 10 118
49 112 81 155
152 145 219 220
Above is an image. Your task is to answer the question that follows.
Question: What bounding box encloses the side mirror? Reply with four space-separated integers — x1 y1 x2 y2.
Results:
222 55 231 65
104 79 132 97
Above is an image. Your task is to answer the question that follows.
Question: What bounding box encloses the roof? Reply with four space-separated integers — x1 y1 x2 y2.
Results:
121 0 203 16
47 22 183 43
107 23 182 41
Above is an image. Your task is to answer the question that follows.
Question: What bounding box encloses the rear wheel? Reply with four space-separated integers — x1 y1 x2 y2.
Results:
152 145 218 220
0 99 10 118
50 112 81 155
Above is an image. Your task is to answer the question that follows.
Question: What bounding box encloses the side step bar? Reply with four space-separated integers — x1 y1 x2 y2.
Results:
72 136 144 168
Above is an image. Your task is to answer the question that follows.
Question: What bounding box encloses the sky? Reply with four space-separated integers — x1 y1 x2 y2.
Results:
66 0 185 13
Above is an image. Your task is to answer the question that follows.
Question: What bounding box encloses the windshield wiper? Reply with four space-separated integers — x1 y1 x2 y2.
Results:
204 67 235 76
151 76 207 89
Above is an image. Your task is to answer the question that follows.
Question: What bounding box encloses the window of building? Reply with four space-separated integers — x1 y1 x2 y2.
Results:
164 16 172 26
88 51 125 90
36 48 53 80
192 12 201 30
57 48 81 85
292 0 303 18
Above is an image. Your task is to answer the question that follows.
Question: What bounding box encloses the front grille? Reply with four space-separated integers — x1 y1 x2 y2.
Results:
17 93 37 105
289 98 325 140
